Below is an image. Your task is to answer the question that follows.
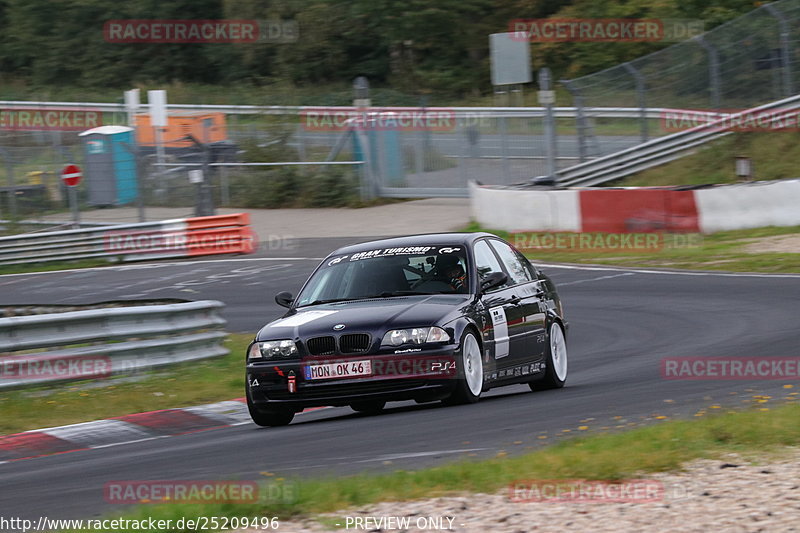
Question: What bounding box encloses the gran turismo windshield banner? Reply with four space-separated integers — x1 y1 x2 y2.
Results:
324 245 464 266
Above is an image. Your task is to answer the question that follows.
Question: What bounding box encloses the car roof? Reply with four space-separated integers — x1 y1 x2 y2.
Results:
331 232 496 256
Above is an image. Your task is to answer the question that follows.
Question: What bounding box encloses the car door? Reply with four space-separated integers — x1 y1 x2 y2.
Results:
487 239 547 363
472 239 527 372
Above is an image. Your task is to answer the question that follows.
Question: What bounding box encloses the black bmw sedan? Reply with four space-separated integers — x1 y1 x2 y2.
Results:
246 232 568 426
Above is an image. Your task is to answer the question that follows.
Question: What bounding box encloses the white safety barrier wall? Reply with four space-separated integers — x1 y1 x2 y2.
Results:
469 182 581 232
695 179 800 233
471 179 800 233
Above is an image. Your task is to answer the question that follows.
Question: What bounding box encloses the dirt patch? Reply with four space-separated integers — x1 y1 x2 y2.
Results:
740 234 800 254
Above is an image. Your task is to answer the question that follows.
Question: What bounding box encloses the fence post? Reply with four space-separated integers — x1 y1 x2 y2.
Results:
622 62 648 143
0 148 16 220
764 3 794 98
538 68 558 181
696 36 721 109
562 80 587 163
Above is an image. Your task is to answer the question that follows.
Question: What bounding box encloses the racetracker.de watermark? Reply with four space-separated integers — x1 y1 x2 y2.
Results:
661 357 800 380
103 229 256 255
104 480 296 504
104 19 298 43
0 109 102 132
0 355 111 381
512 232 703 253
508 479 664 503
300 108 457 132
509 18 704 42
661 109 800 132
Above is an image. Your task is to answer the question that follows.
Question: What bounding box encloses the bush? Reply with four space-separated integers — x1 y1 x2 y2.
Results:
228 165 359 208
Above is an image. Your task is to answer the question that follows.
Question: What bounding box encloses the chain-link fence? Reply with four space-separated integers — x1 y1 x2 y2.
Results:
0 108 589 224
562 0 800 160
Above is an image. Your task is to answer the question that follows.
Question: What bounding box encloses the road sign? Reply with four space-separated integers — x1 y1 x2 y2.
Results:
148 90 167 127
61 164 82 187
489 32 532 86
538 90 556 105
188 169 203 183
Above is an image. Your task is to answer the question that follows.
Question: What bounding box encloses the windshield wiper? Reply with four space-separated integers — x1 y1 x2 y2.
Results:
301 297 357 306
372 291 438 297
302 292 436 306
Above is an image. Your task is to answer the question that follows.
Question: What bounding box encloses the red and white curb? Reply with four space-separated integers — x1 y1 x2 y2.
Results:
0 399 328 463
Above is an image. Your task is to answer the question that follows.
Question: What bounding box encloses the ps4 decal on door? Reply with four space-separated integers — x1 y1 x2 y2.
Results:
489 306 509 359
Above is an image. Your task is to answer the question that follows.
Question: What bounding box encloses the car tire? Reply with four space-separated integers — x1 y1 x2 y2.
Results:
247 396 295 427
442 330 483 405
350 400 386 414
529 321 567 391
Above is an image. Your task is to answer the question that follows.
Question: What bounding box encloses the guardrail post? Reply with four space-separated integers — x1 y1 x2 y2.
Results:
696 36 721 110
622 62 649 143
764 3 794 98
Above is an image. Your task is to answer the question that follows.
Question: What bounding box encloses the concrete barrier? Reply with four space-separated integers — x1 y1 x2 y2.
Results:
471 179 800 234
695 179 800 232
469 182 581 232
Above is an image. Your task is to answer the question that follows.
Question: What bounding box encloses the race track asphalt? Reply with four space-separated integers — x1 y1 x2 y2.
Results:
1 242 798 522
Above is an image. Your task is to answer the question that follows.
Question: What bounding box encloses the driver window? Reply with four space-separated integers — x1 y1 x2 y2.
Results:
489 240 530 284
473 240 505 288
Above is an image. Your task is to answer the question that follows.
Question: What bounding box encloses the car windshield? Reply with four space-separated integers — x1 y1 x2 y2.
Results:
295 245 470 307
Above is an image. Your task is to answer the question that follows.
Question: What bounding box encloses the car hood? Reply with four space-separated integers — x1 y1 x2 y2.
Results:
257 295 471 340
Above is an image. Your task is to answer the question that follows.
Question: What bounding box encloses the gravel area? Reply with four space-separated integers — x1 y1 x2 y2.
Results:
267 449 800 532
741 234 800 254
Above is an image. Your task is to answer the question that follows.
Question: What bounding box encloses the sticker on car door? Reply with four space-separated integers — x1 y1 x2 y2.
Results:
490 306 509 359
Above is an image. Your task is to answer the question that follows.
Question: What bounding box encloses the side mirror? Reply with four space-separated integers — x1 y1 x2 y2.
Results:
275 291 294 308
480 272 508 293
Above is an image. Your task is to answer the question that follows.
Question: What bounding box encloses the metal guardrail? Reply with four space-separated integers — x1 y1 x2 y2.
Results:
0 213 254 266
0 300 227 389
556 94 800 187
0 100 683 119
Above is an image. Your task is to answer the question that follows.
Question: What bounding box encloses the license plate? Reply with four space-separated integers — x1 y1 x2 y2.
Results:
304 360 372 380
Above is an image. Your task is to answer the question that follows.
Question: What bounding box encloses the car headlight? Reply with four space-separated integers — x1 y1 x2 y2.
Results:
381 327 450 346
248 340 298 360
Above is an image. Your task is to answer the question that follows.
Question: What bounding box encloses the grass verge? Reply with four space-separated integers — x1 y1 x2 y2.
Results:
0 258 116 276
616 132 800 187
0 334 251 435
463 223 800 273
63 401 800 532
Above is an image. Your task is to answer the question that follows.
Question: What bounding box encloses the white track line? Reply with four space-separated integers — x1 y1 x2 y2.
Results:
1 255 798 280
536 262 800 279
556 272 635 286
0 257 324 278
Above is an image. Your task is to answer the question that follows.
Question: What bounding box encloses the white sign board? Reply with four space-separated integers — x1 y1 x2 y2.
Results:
538 90 556 105
148 90 168 127
188 169 204 184
490 33 532 86
124 89 140 114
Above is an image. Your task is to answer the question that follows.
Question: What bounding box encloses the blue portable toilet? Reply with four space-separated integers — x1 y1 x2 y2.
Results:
78 125 138 206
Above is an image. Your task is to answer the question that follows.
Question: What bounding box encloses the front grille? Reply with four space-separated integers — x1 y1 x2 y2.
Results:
306 336 336 356
340 333 371 354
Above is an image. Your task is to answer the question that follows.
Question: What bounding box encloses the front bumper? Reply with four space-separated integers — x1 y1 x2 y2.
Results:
246 349 458 410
